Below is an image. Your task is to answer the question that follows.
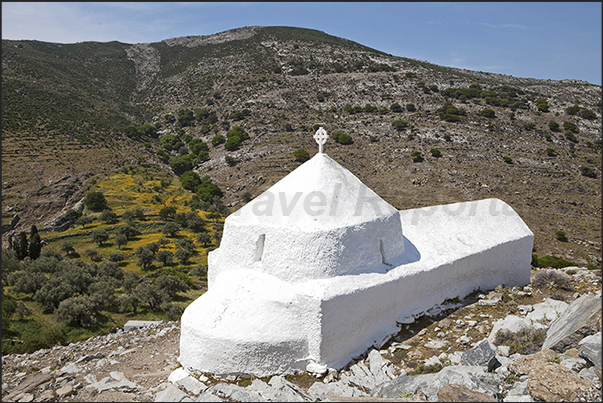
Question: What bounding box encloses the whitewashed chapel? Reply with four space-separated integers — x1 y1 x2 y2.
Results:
179 127 534 376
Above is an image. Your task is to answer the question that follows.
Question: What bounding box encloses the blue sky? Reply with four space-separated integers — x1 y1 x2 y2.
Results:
2 2 601 85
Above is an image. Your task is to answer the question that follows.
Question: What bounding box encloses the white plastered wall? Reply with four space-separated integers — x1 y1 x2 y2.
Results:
180 198 533 376
208 212 405 283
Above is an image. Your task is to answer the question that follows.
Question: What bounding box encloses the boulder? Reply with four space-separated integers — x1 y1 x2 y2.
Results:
371 365 502 401
3 374 53 402
367 349 397 386
437 384 498 402
195 392 224 402
176 376 207 395
55 385 75 399
527 362 596 402
507 349 558 377
461 339 497 371
488 315 530 343
339 360 376 391
541 291 601 352
245 376 310 402
578 331 602 368
578 366 602 382
206 383 265 402
154 384 191 402
524 298 568 328
306 380 367 400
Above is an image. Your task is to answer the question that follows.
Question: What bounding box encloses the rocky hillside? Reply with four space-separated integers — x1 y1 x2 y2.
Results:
1 266 600 402
2 25 602 267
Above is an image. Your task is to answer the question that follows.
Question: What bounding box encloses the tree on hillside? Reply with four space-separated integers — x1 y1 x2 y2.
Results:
180 170 202 192
75 215 94 229
156 250 174 266
56 295 98 328
159 206 177 220
114 233 128 250
175 247 193 265
84 191 108 212
28 232 42 260
135 246 155 270
196 232 211 246
100 209 118 224
134 282 168 311
156 274 189 299
61 241 76 256
162 222 181 238
91 229 109 247
13 231 29 261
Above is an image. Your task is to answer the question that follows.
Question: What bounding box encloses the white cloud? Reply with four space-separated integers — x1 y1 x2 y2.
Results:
469 22 528 30
1 2 175 43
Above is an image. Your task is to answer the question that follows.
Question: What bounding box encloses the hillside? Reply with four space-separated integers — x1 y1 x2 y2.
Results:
2 25 602 269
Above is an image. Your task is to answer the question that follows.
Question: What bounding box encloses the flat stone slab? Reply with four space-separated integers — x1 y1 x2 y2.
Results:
461 339 497 371
124 320 162 331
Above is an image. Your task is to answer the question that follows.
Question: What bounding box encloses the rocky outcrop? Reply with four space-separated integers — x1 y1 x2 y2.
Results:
1 269 600 402
541 290 602 352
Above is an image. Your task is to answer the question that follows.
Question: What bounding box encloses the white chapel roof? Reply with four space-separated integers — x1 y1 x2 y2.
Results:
228 152 399 230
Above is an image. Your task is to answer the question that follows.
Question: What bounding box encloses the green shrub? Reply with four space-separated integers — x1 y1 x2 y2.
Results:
578 108 596 120
390 103 403 113
430 148 442 158
180 170 202 191
224 126 249 151
545 148 556 157
211 134 225 147
532 254 575 269
169 155 194 176
436 102 466 122
548 121 560 132
563 121 578 133
580 166 597 178
565 104 580 115
411 151 424 163
392 120 409 131
224 136 241 151
225 155 238 166
293 148 310 162
196 176 223 203
536 98 549 112
332 132 353 145
481 108 496 118
160 134 184 152
503 156 513 164
406 103 416 112
555 230 568 242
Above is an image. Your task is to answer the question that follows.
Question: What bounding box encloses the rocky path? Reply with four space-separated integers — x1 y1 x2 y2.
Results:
1 267 600 402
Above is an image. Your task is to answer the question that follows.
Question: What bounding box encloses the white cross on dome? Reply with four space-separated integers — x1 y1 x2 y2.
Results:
314 127 329 153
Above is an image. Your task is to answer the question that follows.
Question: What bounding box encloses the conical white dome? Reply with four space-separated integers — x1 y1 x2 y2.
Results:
209 153 405 282
229 153 399 230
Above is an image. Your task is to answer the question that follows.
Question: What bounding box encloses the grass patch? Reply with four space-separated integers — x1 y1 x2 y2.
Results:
493 327 547 355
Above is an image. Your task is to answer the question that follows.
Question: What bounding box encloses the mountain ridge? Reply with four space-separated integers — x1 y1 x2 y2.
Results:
2 25 601 267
